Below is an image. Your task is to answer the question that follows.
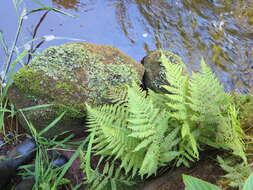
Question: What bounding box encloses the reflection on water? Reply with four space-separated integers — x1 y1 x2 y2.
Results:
52 0 80 10
113 0 253 92
0 0 252 92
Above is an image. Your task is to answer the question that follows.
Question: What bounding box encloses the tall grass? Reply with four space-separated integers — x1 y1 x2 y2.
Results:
0 0 77 133
0 1 86 189
18 112 87 190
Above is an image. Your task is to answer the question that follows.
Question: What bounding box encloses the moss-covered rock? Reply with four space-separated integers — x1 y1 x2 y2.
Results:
142 50 186 93
8 42 144 138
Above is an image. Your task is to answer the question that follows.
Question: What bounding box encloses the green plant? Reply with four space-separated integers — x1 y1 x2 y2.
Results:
161 56 245 164
85 54 246 183
182 173 253 190
81 134 137 190
18 111 86 190
217 156 253 189
86 84 181 178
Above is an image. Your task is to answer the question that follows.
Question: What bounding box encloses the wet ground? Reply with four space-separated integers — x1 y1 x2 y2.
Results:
1 0 253 92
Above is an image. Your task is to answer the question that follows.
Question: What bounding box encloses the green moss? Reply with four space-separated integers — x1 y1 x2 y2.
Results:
29 44 88 79
12 43 140 119
13 67 85 118
13 68 51 98
86 62 139 104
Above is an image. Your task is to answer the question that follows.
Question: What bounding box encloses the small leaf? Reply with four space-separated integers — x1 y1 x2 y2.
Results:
243 173 253 190
183 175 221 190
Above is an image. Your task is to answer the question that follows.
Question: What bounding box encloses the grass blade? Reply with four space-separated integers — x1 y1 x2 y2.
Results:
30 0 78 18
18 104 53 112
38 111 65 136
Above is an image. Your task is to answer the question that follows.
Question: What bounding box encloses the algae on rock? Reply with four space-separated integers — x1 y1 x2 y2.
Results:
8 42 144 138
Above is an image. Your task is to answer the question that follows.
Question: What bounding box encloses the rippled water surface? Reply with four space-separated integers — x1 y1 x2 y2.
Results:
0 0 253 92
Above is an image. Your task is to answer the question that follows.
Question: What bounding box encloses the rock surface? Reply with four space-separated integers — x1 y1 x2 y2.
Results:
142 50 186 93
0 139 36 189
8 42 144 138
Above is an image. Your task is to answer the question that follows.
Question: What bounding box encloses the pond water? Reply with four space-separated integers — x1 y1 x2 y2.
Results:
0 0 253 92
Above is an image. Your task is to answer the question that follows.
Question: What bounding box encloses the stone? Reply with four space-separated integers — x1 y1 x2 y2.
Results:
15 178 35 190
8 42 144 138
142 50 186 93
0 139 36 189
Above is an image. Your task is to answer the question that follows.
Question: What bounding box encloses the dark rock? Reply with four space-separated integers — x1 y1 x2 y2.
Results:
15 178 35 190
0 139 36 189
0 159 16 188
7 139 37 169
51 154 68 168
8 42 144 138
142 50 187 93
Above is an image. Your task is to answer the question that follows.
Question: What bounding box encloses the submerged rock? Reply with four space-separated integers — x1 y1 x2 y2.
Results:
142 50 187 93
8 42 144 138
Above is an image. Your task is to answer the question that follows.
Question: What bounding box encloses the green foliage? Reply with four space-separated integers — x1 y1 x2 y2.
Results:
243 173 253 190
217 156 252 189
161 55 246 165
86 84 180 177
18 112 85 190
182 173 253 190
85 54 247 182
183 174 221 190
81 134 137 190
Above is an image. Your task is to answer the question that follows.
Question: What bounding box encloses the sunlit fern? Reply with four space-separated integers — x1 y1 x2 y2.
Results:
85 52 246 180
86 83 182 177
160 55 246 165
81 134 137 190
217 156 252 189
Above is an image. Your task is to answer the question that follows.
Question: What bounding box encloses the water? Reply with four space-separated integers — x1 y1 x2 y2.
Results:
0 0 252 92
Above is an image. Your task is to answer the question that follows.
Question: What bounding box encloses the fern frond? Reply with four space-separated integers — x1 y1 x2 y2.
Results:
127 84 170 176
148 89 171 111
189 58 229 124
217 156 252 189
216 105 246 162
161 54 199 161
82 154 136 190
86 104 137 160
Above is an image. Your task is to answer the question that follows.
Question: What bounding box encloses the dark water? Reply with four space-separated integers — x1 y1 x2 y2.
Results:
0 0 253 92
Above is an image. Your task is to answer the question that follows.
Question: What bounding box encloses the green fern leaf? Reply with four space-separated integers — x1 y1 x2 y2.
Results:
161 54 199 161
189 59 229 125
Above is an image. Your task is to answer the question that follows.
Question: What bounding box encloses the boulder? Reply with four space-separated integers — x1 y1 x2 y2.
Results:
142 50 186 93
8 42 144 138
